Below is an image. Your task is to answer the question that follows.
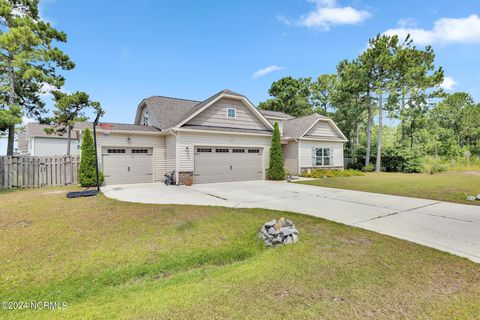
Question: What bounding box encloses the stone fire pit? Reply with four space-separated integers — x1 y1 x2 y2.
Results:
259 217 299 247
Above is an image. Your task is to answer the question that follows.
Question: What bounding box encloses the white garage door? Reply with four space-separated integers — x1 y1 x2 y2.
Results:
194 147 263 184
102 147 153 185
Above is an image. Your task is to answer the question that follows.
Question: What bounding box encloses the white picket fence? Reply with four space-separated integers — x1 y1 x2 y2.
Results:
0 155 80 189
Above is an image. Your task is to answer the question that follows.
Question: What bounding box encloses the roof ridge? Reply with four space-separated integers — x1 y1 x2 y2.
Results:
146 95 201 103
287 113 329 121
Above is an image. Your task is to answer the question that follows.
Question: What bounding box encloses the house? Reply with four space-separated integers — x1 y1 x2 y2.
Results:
17 123 85 156
77 89 347 185
0 135 7 155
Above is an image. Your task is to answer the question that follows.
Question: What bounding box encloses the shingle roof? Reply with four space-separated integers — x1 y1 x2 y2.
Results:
283 113 329 138
142 96 200 130
141 89 246 130
258 110 294 119
25 123 71 138
74 122 160 132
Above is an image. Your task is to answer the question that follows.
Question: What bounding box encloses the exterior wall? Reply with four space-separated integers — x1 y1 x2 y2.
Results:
95 132 166 182
186 97 269 131
304 120 339 138
298 139 344 169
0 136 7 155
165 134 176 174
33 137 80 156
177 130 272 179
282 141 298 175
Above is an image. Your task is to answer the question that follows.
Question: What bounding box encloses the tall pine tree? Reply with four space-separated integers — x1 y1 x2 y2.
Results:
0 0 74 154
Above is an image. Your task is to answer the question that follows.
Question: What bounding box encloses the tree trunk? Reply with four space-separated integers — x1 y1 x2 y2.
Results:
375 90 383 173
400 92 406 144
7 54 15 156
410 120 414 150
355 122 360 150
66 125 72 155
365 89 372 166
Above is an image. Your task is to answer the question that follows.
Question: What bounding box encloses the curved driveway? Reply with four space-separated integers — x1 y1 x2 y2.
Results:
102 180 480 263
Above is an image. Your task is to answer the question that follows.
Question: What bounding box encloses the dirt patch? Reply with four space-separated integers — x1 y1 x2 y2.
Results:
337 236 372 245
40 190 67 195
460 171 480 176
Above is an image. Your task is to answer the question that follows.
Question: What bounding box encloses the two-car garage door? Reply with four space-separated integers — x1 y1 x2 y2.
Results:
194 146 263 184
102 147 153 185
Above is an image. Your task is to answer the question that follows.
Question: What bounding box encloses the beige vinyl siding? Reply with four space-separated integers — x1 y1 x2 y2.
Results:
304 120 339 138
178 131 272 177
282 141 298 174
186 97 269 131
165 134 176 173
33 137 80 156
95 132 166 182
298 139 344 168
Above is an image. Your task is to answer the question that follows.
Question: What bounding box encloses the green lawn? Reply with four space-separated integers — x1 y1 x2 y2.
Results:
1 188 480 319
297 172 480 205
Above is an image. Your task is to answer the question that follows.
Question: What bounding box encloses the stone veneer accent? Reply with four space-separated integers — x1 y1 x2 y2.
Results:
300 167 344 174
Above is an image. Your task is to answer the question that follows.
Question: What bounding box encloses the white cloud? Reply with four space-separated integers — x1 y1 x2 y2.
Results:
384 15 480 45
252 65 283 79
279 0 370 31
22 116 35 125
397 17 418 28
440 76 457 91
40 83 57 95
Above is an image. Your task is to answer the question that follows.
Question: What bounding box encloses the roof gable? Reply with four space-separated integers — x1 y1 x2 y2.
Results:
175 90 273 130
283 114 347 141
184 96 272 131
305 120 340 138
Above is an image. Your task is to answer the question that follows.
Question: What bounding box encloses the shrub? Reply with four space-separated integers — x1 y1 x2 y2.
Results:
429 162 449 174
380 147 423 173
268 122 285 180
79 128 104 187
302 169 364 178
362 164 375 172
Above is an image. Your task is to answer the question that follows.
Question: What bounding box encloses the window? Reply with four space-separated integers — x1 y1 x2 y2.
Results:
197 148 212 153
107 149 126 154
312 148 333 166
142 110 149 126
132 149 148 154
215 148 229 153
227 108 236 118
248 149 260 154
232 148 245 153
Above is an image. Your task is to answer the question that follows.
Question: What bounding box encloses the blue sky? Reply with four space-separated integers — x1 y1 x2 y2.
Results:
39 0 480 124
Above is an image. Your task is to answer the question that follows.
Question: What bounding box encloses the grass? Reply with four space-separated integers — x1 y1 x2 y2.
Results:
1 187 480 319
297 172 480 205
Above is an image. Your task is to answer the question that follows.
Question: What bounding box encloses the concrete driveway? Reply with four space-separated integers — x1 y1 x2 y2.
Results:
103 180 480 263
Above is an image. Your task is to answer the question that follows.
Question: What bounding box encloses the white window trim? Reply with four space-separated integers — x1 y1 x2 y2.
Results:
311 147 334 167
227 108 236 119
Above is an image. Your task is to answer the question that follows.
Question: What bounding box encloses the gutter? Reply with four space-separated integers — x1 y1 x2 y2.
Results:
169 130 180 185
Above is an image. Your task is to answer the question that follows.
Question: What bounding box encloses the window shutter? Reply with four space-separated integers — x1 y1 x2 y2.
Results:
312 147 316 166
330 148 334 166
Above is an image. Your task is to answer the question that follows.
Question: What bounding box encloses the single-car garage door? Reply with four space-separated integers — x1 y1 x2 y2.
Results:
194 146 263 184
102 147 153 185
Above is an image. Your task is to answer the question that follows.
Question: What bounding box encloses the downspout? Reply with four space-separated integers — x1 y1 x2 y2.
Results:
169 130 180 185
295 138 301 176
31 137 35 156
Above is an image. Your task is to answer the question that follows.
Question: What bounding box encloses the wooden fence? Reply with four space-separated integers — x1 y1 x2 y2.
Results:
0 155 80 189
